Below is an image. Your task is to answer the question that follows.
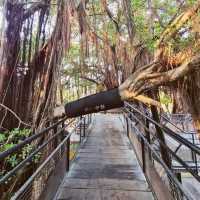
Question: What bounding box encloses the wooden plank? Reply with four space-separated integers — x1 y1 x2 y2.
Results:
55 114 154 200
57 189 153 200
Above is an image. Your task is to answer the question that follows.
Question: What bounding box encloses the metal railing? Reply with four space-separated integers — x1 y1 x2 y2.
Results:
0 114 92 200
161 113 200 172
123 102 200 200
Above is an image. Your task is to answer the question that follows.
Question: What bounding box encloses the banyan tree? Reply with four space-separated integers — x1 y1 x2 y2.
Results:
0 0 199 132
0 0 71 130
1 0 200 196
54 0 200 139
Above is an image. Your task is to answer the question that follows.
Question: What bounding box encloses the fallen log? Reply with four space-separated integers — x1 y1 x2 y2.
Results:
54 53 200 119
53 85 162 118
53 88 124 118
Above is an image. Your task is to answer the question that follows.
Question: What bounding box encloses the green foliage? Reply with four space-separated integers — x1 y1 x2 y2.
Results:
0 129 31 146
0 129 41 174
21 144 33 160
10 128 31 138
130 0 187 52
159 91 173 113
131 0 146 8
1 143 14 151
187 0 198 6
0 133 6 143
159 91 172 106
6 154 19 168
67 43 80 59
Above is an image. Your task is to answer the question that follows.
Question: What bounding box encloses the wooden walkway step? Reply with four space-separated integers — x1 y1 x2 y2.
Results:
55 114 154 200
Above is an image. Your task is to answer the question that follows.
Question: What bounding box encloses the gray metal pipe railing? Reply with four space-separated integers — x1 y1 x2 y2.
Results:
127 121 194 200
0 117 68 161
0 120 73 184
124 102 200 155
123 105 197 200
1 114 92 200
11 120 84 200
124 109 200 183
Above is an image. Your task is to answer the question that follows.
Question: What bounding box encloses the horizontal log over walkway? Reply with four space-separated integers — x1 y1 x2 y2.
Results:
55 114 154 200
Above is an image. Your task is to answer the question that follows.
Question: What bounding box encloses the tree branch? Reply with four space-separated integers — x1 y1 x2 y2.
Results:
101 0 120 33
80 76 100 85
157 0 200 46
0 103 31 127
123 54 200 95
23 1 47 19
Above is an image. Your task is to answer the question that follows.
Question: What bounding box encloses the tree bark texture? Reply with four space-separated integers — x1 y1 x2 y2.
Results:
64 88 124 117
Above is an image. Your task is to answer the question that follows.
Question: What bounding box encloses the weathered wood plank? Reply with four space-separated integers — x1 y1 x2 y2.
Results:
55 114 154 200
57 189 153 200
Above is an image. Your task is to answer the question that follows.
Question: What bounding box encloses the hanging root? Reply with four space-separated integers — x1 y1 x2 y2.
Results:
53 53 200 119
119 54 200 96
0 103 31 128
119 89 161 108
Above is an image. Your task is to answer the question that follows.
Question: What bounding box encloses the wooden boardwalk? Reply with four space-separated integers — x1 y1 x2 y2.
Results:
55 114 154 200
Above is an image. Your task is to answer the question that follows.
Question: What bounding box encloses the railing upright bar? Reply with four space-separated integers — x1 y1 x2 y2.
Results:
126 117 130 138
61 121 65 140
66 133 70 171
141 138 146 173
53 120 58 148
80 116 82 143
83 117 86 138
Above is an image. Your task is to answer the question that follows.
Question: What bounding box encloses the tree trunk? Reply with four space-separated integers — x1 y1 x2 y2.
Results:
0 2 24 129
64 88 123 117
180 72 200 138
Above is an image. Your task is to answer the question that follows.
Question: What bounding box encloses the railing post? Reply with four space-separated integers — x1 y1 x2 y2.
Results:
191 133 198 173
89 114 92 124
87 115 89 127
53 120 58 148
61 121 65 141
60 122 65 155
126 117 129 138
141 137 146 173
150 106 171 167
66 134 70 171
83 117 86 138
144 117 152 160
175 173 182 183
80 116 82 143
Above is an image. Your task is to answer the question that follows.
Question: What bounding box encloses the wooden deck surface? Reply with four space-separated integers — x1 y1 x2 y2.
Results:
55 114 154 200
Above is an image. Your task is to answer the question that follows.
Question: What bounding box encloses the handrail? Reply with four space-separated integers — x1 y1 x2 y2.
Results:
0 116 68 160
0 119 73 184
1 114 92 200
124 110 200 183
124 102 200 155
129 122 194 200
11 121 83 200
124 102 200 199
161 113 192 134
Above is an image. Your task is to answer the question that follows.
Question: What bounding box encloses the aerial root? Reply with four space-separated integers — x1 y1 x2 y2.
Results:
119 89 161 108
0 103 31 128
